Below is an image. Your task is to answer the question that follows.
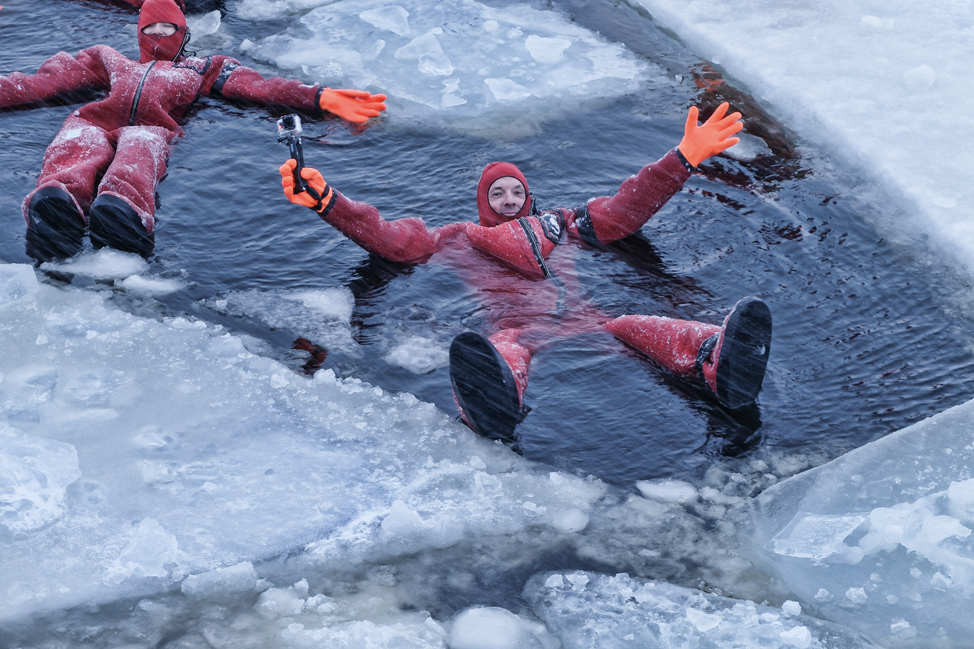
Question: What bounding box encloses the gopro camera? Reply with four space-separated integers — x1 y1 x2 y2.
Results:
277 114 308 193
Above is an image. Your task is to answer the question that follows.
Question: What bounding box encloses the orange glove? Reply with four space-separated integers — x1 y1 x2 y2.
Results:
677 102 743 167
280 159 333 212
318 88 387 124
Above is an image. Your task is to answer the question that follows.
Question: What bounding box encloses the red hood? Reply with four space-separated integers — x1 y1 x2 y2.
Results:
477 162 532 227
138 0 188 63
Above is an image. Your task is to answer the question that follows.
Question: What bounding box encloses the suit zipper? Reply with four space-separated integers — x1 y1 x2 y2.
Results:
517 217 553 278
518 217 569 315
128 61 157 126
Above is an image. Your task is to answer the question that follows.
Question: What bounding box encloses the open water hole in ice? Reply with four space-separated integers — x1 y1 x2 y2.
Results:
4 0 974 643
5 0 974 483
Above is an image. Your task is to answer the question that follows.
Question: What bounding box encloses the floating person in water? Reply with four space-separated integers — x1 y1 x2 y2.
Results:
279 103 772 442
0 0 386 263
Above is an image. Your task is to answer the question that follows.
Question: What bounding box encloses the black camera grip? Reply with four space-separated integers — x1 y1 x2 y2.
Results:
288 137 309 194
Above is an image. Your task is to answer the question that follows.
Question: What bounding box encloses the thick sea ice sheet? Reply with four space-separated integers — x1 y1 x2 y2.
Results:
235 0 656 134
632 0 974 275
753 397 974 646
523 570 877 648
0 263 605 623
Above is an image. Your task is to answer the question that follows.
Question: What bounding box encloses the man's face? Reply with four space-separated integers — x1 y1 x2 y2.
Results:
141 22 178 36
487 176 526 220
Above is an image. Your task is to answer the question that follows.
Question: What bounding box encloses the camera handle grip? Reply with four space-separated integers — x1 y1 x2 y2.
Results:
288 137 310 194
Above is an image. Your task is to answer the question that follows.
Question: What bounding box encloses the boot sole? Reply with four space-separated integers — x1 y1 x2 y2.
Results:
449 332 521 442
715 297 772 409
89 194 154 257
26 186 85 262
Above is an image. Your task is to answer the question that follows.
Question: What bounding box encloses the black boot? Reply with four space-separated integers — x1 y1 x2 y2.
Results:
89 194 154 257
710 296 773 409
26 186 85 263
449 332 522 443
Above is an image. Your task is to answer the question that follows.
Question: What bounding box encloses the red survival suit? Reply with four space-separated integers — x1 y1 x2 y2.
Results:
0 0 378 261
281 142 773 441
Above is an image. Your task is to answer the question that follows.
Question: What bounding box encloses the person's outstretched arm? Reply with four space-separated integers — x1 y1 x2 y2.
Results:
572 102 743 246
0 46 112 109
280 160 450 263
203 57 386 124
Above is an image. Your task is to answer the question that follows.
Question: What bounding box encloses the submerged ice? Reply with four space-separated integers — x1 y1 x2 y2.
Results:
235 0 653 133
523 571 875 649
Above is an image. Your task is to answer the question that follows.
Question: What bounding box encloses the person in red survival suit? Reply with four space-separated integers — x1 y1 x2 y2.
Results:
0 0 386 263
279 103 772 442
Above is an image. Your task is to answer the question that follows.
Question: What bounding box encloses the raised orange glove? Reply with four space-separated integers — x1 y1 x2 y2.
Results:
280 159 333 212
318 88 387 124
677 102 743 167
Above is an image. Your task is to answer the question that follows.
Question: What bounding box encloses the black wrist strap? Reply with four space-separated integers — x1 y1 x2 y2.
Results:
675 147 696 173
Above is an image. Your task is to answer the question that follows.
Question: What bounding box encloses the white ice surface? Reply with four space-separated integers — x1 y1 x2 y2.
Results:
753 397 974 646
0 260 873 645
234 0 656 135
0 263 610 625
632 0 974 277
523 570 875 648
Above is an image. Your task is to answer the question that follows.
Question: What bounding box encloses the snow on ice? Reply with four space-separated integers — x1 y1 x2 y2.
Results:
632 0 974 278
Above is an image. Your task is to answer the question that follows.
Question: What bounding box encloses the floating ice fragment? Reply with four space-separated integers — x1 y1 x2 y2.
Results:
360 5 410 36
187 10 220 36
550 508 589 532
115 275 184 296
395 29 453 76
485 78 532 101
782 600 802 616
449 607 524 649
45 248 148 280
105 518 178 584
779 624 812 648
285 289 354 321
0 265 39 308
890 618 912 633
384 335 449 374
181 562 258 600
722 132 770 162
686 606 721 632
525 34 571 63
845 587 867 604
381 500 425 537
636 478 697 504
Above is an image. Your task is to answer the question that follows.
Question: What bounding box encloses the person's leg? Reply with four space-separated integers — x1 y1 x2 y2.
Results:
23 119 114 262
605 297 772 409
449 328 532 442
90 126 170 257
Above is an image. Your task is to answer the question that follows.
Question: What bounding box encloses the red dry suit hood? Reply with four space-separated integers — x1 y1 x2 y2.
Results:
138 0 189 63
477 162 532 227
